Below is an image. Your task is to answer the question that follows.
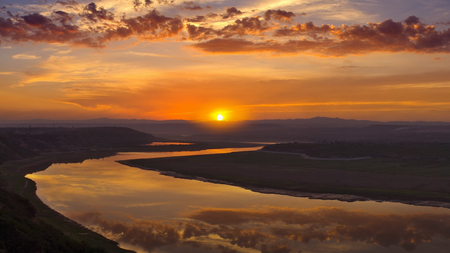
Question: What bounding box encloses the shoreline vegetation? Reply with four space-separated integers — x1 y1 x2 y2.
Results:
121 142 450 209
0 127 261 252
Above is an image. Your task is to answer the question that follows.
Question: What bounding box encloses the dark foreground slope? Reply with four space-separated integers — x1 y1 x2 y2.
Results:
0 187 109 253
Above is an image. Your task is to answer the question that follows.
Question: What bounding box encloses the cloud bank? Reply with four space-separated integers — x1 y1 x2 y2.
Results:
0 1 449 56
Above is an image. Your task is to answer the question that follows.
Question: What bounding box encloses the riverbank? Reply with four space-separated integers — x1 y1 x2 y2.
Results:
121 150 450 208
0 140 261 252
1 152 134 253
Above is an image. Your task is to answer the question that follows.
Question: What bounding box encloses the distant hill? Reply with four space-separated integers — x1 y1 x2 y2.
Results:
0 127 158 164
2 117 450 142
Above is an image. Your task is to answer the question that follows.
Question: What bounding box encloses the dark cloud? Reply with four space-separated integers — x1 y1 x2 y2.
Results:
221 17 271 37
273 22 333 37
53 11 73 25
1 5 449 57
186 24 220 40
436 21 450 25
193 16 450 56
0 13 103 47
132 0 153 11
185 15 206 23
190 38 325 54
178 1 203 11
22 13 51 27
104 9 183 41
222 7 243 19
186 12 219 23
54 0 79 8
404 15 420 25
261 243 292 253
80 3 115 22
186 16 271 40
0 6 184 47
264 9 296 22
216 245 240 253
55 0 78 5
156 0 175 4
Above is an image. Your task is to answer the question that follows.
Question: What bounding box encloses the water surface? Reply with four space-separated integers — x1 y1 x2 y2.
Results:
27 147 450 253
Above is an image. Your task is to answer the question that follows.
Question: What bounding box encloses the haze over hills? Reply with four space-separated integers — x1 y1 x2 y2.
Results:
2 117 450 143
2 117 450 127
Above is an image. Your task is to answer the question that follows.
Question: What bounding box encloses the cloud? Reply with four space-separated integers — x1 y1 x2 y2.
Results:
54 0 79 7
1 2 449 58
190 38 324 54
337 65 361 69
104 9 183 41
264 10 296 22
221 7 243 19
12 54 41 59
129 51 171 57
185 15 207 23
186 24 220 40
0 5 184 48
436 21 450 25
0 13 104 48
192 16 450 56
187 15 273 41
221 17 271 37
22 13 52 27
178 1 203 11
132 0 154 10
0 72 14 75
79 2 115 22
273 22 333 37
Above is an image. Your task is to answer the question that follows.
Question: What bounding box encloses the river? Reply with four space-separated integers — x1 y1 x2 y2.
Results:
26 147 450 253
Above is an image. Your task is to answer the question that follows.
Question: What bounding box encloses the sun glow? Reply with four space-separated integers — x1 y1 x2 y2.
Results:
217 114 224 121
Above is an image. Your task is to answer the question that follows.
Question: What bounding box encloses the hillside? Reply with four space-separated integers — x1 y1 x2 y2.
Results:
0 187 109 253
0 127 159 164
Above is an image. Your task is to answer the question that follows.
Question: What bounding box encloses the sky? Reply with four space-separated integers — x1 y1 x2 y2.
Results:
0 0 449 122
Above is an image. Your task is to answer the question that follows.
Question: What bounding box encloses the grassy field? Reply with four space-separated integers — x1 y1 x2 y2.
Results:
130 150 450 177
124 150 450 203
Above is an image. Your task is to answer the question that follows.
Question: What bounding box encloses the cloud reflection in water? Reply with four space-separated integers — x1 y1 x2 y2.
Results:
69 206 450 253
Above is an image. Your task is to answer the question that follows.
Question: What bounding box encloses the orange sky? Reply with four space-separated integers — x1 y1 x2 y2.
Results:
1 0 450 121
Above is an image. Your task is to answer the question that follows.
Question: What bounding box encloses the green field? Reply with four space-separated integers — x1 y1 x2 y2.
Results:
125 149 450 203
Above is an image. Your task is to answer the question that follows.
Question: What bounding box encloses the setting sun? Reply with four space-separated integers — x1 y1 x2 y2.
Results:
217 114 224 121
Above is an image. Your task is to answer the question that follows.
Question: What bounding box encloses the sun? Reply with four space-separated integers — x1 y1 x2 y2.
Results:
217 114 224 121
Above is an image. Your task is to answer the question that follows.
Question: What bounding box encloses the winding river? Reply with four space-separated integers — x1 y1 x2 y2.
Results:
26 147 450 253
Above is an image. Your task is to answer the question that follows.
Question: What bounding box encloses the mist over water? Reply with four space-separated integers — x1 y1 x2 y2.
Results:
27 149 450 253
